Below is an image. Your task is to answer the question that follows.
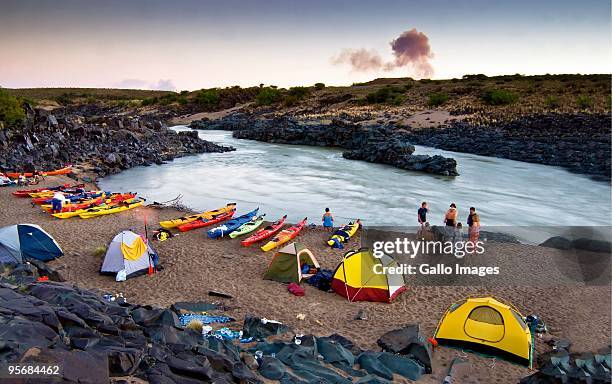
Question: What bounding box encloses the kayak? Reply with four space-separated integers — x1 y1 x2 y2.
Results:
42 193 136 213
229 214 266 239
207 208 259 239
12 184 84 197
5 166 72 178
41 196 104 213
261 218 307 252
327 220 361 248
177 210 236 232
78 198 145 219
241 215 287 246
159 203 237 229
32 190 102 205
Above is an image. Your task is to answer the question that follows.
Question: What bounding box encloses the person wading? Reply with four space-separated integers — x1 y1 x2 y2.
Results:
322 208 334 232
418 202 428 226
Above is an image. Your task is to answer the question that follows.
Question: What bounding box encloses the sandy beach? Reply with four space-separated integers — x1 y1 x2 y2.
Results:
1 175 610 383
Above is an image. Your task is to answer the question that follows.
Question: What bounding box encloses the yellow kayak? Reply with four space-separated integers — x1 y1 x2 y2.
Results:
327 219 361 247
53 203 111 219
261 218 307 252
159 203 236 229
78 199 144 219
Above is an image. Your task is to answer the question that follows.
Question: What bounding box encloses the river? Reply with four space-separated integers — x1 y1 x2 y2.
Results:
99 127 611 241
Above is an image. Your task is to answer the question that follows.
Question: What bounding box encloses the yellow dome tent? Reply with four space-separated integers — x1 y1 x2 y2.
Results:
331 248 406 303
434 297 534 367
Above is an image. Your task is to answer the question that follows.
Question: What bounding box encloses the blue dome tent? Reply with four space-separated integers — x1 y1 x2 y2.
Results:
0 224 63 263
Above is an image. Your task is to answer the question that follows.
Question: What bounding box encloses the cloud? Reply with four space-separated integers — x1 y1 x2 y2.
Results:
332 28 434 78
331 48 384 72
114 78 176 91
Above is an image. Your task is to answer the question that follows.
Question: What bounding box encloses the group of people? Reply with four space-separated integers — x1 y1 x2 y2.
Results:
418 201 480 242
0 171 43 186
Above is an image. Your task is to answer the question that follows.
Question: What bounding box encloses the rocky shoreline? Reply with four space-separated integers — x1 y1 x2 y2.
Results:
0 105 235 177
191 115 460 176
190 112 611 181
402 113 611 181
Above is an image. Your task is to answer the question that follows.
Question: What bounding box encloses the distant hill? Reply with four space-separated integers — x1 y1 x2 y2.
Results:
4 87 173 102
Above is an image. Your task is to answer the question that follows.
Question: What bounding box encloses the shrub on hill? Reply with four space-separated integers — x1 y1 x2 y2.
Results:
545 96 560 109
481 89 518 105
362 85 406 105
0 88 26 126
196 89 220 106
427 92 449 107
576 95 593 109
256 87 282 105
314 82 325 90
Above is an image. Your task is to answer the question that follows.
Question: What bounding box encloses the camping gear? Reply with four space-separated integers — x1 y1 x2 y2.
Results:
434 296 534 367
0 179 16 187
5 166 72 178
241 214 287 246
442 357 468 384
179 314 234 326
288 283 305 296
263 242 320 283
331 248 406 303
177 210 236 232
207 208 259 239
100 230 158 280
159 203 237 229
0 224 63 263
260 218 307 252
307 269 334 292
78 198 145 218
154 228 173 241
229 214 266 238
327 220 361 248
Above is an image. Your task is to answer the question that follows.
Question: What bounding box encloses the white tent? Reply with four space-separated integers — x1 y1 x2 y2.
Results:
100 231 157 280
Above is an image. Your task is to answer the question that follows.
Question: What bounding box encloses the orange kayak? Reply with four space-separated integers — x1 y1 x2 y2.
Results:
6 166 72 178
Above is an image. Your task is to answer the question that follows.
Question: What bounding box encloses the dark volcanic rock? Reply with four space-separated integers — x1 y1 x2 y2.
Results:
402 113 611 181
0 105 235 177
224 114 459 176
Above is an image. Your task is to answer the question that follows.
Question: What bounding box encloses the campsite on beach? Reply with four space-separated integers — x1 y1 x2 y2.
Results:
0 170 610 383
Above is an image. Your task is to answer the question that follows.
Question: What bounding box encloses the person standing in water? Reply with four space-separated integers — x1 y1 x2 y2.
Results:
322 208 334 232
418 202 428 226
467 207 481 243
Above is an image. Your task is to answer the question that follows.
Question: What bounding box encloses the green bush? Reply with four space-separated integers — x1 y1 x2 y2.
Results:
0 88 26 126
576 95 592 109
55 93 73 105
196 89 220 106
545 96 560 109
427 92 449 107
141 97 158 106
363 85 405 105
462 74 488 81
288 86 310 99
314 83 325 90
481 89 518 105
256 87 282 105
283 95 299 107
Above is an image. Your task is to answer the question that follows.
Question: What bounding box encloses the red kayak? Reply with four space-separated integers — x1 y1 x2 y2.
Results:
241 215 287 247
12 183 84 198
177 210 236 232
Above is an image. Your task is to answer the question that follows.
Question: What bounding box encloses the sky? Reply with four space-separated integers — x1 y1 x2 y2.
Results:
0 0 609 90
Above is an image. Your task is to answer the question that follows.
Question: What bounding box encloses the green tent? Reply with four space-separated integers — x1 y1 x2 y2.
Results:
263 242 320 283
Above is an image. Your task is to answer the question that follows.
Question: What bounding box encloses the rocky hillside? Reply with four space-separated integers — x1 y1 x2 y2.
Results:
0 104 234 177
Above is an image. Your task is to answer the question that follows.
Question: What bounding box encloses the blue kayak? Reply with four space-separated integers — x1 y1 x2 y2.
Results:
207 208 259 239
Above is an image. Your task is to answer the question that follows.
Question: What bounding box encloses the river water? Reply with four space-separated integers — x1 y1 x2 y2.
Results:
100 127 611 239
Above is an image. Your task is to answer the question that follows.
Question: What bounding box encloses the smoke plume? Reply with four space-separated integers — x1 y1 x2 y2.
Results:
332 27 434 78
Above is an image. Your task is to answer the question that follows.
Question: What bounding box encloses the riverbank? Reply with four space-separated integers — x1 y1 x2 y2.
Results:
1 175 610 383
190 111 611 181
0 105 234 178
